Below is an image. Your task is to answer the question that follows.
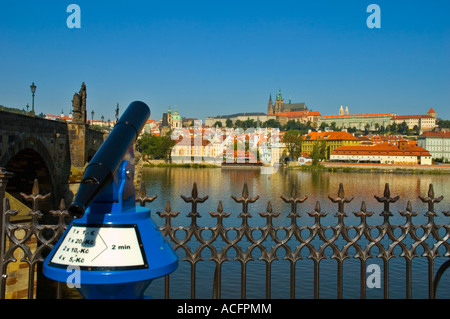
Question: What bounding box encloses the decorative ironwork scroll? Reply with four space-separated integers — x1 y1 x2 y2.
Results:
1 177 449 299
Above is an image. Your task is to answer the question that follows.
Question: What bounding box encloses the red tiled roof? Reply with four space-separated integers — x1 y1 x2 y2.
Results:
46 114 73 121
369 135 403 141
321 113 393 119
276 110 321 117
302 131 360 141
332 144 430 156
392 115 433 119
420 131 450 138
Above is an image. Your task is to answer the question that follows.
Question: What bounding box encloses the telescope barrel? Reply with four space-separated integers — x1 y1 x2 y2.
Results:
69 101 150 218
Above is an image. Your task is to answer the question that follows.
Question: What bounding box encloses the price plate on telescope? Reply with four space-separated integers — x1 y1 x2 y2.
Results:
49 224 148 270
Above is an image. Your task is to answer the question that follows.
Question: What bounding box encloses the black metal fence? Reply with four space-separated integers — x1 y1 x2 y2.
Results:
1 168 449 299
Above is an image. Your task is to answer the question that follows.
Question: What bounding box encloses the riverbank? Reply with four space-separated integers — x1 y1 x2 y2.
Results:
290 162 450 174
139 159 450 174
142 160 220 168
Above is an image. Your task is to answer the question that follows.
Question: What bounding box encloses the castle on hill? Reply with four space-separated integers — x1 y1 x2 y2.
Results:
266 89 308 115
205 89 319 127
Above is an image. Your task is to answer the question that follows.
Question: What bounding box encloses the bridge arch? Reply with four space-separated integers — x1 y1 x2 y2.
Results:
0 136 59 212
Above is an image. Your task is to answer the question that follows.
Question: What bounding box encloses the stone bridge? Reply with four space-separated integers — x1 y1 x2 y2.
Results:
0 84 105 212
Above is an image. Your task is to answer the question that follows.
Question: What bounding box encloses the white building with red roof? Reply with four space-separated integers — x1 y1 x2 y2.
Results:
320 106 437 132
391 108 437 131
319 105 394 131
330 141 432 165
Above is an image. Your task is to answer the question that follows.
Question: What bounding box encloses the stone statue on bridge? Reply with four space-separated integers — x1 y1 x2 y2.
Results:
72 82 87 124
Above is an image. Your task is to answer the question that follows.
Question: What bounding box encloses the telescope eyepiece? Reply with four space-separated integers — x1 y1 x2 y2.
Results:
69 203 86 219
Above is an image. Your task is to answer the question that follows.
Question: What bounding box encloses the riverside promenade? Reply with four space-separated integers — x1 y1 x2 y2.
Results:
320 162 450 173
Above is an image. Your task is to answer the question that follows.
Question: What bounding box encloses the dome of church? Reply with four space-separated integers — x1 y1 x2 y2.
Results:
172 106 182 120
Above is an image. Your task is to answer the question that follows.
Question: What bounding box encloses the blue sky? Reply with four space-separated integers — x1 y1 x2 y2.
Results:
1 1 449 122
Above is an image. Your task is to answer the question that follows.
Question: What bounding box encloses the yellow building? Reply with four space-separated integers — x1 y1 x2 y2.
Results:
302 131 360 158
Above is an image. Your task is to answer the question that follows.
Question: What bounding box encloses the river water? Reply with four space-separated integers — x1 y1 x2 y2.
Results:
141 167 450 299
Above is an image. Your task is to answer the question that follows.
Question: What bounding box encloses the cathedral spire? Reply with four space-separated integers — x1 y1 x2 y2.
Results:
267 94 274 115
276 88 283 101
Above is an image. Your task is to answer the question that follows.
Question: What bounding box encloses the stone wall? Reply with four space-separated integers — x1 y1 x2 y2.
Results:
0 111 104 206
67 122 86 168
85 128 106 163
66 123 104 168
0 111 71 207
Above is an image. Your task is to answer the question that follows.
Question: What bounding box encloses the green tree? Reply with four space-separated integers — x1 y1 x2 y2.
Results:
438 118 450 128
305 121 313 130
282 120 307 132
243 118 257 129
311 141 327 165
282 130 303 161
263 119 281 129
397 121 409 135
225 118 233 128
137 132 175 160
319 122 329 131
347 126 357 133
214 121 223 127
330 122 337 131
388 122 398 134
234 119 243 128
374 123 380 131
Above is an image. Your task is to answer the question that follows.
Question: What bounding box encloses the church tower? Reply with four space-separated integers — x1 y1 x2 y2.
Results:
427 107 437 118
345 105 349 115
167 106 173 128
171 106 182 128
274 89 284 114
339 105 344 115
267 94 274 115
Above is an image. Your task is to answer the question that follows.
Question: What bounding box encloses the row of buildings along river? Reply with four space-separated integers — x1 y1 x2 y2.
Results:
157 90 447 166
45 89 449 166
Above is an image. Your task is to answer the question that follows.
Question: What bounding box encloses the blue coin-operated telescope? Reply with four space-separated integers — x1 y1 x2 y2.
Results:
43 101 178 299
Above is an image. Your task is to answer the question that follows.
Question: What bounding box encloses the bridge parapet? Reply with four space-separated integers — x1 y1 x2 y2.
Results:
0 110 104 211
